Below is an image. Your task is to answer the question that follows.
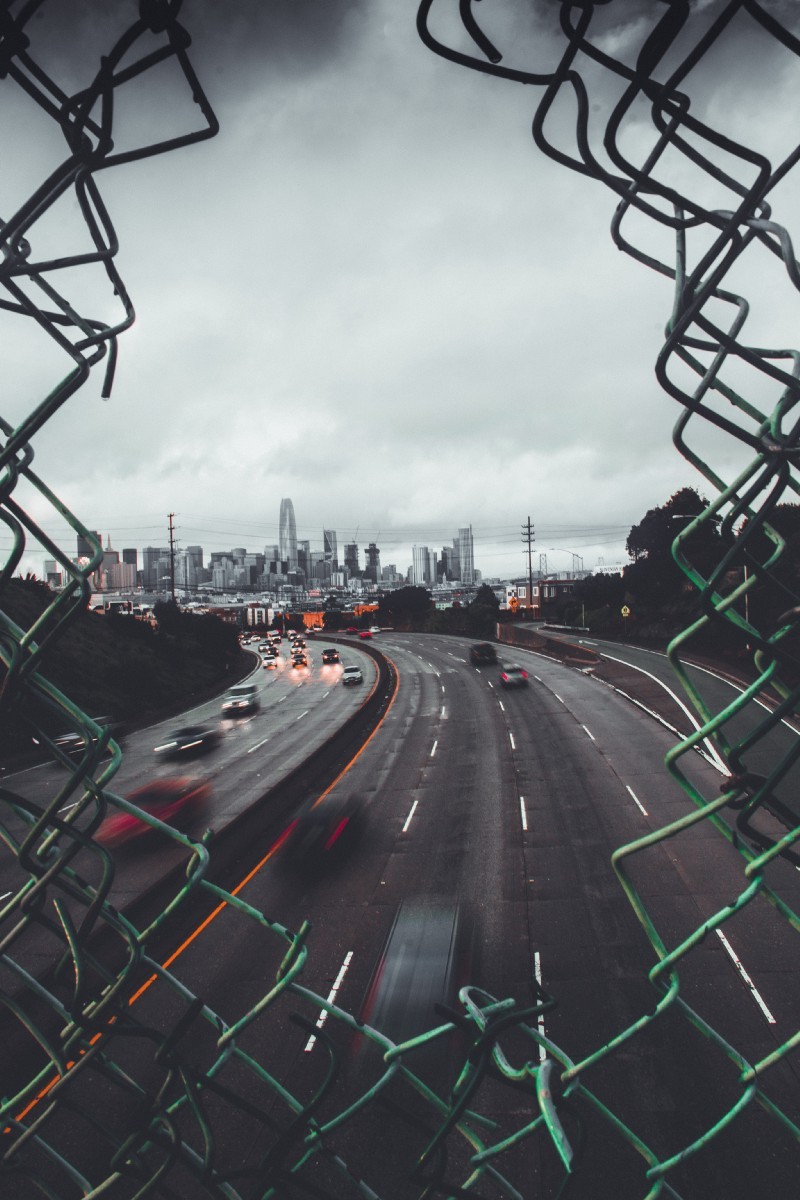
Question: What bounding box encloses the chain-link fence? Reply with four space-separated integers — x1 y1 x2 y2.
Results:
1 3 798 1197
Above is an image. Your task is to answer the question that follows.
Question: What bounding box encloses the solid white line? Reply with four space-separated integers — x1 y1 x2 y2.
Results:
402 799 419 833
582 724 595 741
509 732 516 750
534 951 546 1061
554 693 564 704
600 651 728 773
305 951 354 1051
715 929 776 1023
247 737 270 754
626 785 648 816
534 676 543 683
430 740 437 757
519 796 528 831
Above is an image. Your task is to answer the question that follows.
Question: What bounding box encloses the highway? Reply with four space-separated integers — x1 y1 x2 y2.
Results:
2 631 798 1198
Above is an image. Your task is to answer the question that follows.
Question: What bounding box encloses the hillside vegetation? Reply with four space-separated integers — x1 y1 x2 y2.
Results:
1 580 244 759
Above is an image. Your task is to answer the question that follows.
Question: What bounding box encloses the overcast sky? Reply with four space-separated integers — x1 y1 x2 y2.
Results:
5 1 800 582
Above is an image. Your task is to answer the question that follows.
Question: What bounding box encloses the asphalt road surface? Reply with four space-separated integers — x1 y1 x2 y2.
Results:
2 632 798 1199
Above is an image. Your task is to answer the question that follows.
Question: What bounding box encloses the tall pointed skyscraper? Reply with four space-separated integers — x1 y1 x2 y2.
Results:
279 498 298 570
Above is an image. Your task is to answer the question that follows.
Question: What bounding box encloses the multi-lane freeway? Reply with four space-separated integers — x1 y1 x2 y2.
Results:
2 630 798 1199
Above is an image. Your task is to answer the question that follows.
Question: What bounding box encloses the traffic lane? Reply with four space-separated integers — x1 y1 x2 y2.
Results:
527 648 800 997
557 631 800 842
120 637 536 1193
512 648 797 1026
501 652 799 1195
0 646 379 926
142 637 523 1068
162 635 778 1196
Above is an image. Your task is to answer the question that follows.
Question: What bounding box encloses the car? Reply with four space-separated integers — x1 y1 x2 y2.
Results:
221 683 260 715
279 792 366 870
341 665 363 685
262 646 278 658
470 642 497 665
52 714 121 759
294 638 306 649
369 626 380 634
358 630 372 640
321 648 340 664
153 725 221 759
358 899 473 1067
257 642 269 652
345 626 360 635
291 653 308 668
96 777 211 848
499 665 529 688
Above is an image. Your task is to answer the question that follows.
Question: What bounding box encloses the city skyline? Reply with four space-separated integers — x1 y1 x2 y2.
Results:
47 496 628 594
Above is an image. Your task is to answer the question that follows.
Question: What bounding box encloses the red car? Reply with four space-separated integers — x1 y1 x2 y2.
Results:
96 778 211 847
358 630 372 640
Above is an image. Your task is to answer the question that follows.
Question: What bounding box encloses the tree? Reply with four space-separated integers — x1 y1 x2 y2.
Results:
624 487 726 602
466 584 500 637
377 587 433 631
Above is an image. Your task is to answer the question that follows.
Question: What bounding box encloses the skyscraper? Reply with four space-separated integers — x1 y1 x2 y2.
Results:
279 498 298 571
344 543 360 578
411 545 430 586
457 525 475 584
365 543 380 583
323 528 338 572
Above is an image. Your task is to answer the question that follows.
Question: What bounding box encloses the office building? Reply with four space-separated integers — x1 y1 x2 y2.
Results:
456 525 475 585
279 498 298 571
323 528 338 572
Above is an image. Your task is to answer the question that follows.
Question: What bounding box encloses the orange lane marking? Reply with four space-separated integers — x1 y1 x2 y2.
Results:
10 654 401 1126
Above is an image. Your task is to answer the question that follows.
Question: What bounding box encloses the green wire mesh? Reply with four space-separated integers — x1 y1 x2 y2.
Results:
0 2 798 1197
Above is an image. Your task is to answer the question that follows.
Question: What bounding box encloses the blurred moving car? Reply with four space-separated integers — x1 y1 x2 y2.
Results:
52 715 121 759
221 683 260 716
153 725 221 759
291 652 308 669
279 792 365 869
321 647 340 664
341 665 363 685
499 665 529 688
96 777 211 848
358 630 372 640
469 642 497 665
359 899 472 1058
369 626 380 634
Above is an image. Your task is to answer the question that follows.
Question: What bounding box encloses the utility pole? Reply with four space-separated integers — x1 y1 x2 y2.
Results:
168 512 176 604
521 516 535 614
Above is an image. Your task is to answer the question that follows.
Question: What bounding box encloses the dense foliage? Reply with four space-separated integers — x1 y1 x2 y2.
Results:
553 488 800 663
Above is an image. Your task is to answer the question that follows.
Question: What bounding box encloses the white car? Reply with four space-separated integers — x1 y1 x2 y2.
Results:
221 684 260 715
341 665 363 686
